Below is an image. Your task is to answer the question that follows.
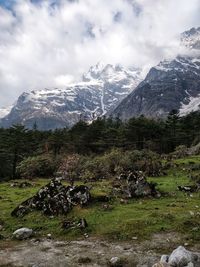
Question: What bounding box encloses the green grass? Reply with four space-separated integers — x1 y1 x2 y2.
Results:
1 156 200 243
174 155 200 164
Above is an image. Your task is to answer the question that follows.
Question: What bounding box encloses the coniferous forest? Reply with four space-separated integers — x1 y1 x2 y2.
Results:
1 110 200 180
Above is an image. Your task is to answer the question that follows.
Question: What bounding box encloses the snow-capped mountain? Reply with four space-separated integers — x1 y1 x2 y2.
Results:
181 27 200 50
0 106 13 119
112 27 200 119
0 63 142 130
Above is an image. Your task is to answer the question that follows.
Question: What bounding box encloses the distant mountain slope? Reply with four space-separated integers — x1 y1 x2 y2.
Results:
181 27 200 49
112 27 200 119
0 64 142 130
0 106 13 119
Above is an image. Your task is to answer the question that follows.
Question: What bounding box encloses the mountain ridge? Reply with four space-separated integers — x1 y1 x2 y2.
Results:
111 27 200 120
0 63 142 130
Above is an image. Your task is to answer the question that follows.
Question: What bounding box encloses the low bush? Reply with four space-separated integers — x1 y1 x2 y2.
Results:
79 149 162 181
17 154 58 179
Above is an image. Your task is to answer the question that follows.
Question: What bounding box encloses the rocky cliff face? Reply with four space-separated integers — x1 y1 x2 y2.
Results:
112 27 200 119
0 64 142 130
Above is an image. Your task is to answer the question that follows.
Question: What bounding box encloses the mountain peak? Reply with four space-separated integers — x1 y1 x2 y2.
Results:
181 27 200 50
82 62 106 81
82 63 141 85
112 26 200 120
0 63 142 130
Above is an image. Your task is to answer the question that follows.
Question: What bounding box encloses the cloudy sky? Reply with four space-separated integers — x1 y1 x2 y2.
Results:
0 0 200 107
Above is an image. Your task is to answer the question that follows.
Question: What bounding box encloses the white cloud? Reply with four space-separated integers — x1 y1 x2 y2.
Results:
54 74 75 86
0 0 200 107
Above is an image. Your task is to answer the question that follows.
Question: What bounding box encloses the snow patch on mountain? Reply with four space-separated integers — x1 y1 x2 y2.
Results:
0 106 13 119
112 26 200 120
181 27 200 50
0 63 142 130
179 94 200 116
154 56 200 73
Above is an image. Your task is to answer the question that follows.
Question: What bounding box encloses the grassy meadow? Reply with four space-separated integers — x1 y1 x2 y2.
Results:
0 156 200 244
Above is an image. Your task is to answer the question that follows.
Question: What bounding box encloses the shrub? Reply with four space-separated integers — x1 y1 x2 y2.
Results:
17 154 58 179
58 154 80 184
172 145 188 158
79 149 162 181
80 155 110 181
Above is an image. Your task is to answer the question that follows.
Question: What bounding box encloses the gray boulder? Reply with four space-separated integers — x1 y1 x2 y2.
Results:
13 227 33 240
153 246 199 267
168 246 198 267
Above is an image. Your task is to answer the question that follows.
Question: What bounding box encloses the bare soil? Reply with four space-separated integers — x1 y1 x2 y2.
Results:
1 233 200 267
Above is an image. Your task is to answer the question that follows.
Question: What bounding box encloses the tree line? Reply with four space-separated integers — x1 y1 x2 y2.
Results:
0 110 200 180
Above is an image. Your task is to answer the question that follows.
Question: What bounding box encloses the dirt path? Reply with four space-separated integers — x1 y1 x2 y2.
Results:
0 233 199 267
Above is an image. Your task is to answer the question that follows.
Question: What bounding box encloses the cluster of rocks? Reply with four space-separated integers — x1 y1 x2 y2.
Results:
62 218 88 230
178 184 200 193
11 179 91 217
12 218 89 240
153 246 199 267
116 171 161 198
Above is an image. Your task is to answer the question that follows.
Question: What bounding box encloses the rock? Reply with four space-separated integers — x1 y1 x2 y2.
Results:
153 246 199 267
168 246 198 267
84 233 89 238
62 220 75 230
77 218 88 229
11 179 91 217
189 211 195 216
47 234 52 239
132 236 138 240
152 255 170 267
109 257 123 267
32 238 41 244
118 173 127 180
178 185 200 193
62 218 88 231
186 263 194 267
120 199 128 204
117 171 160 199
160 255 169 263
13 228 33 240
